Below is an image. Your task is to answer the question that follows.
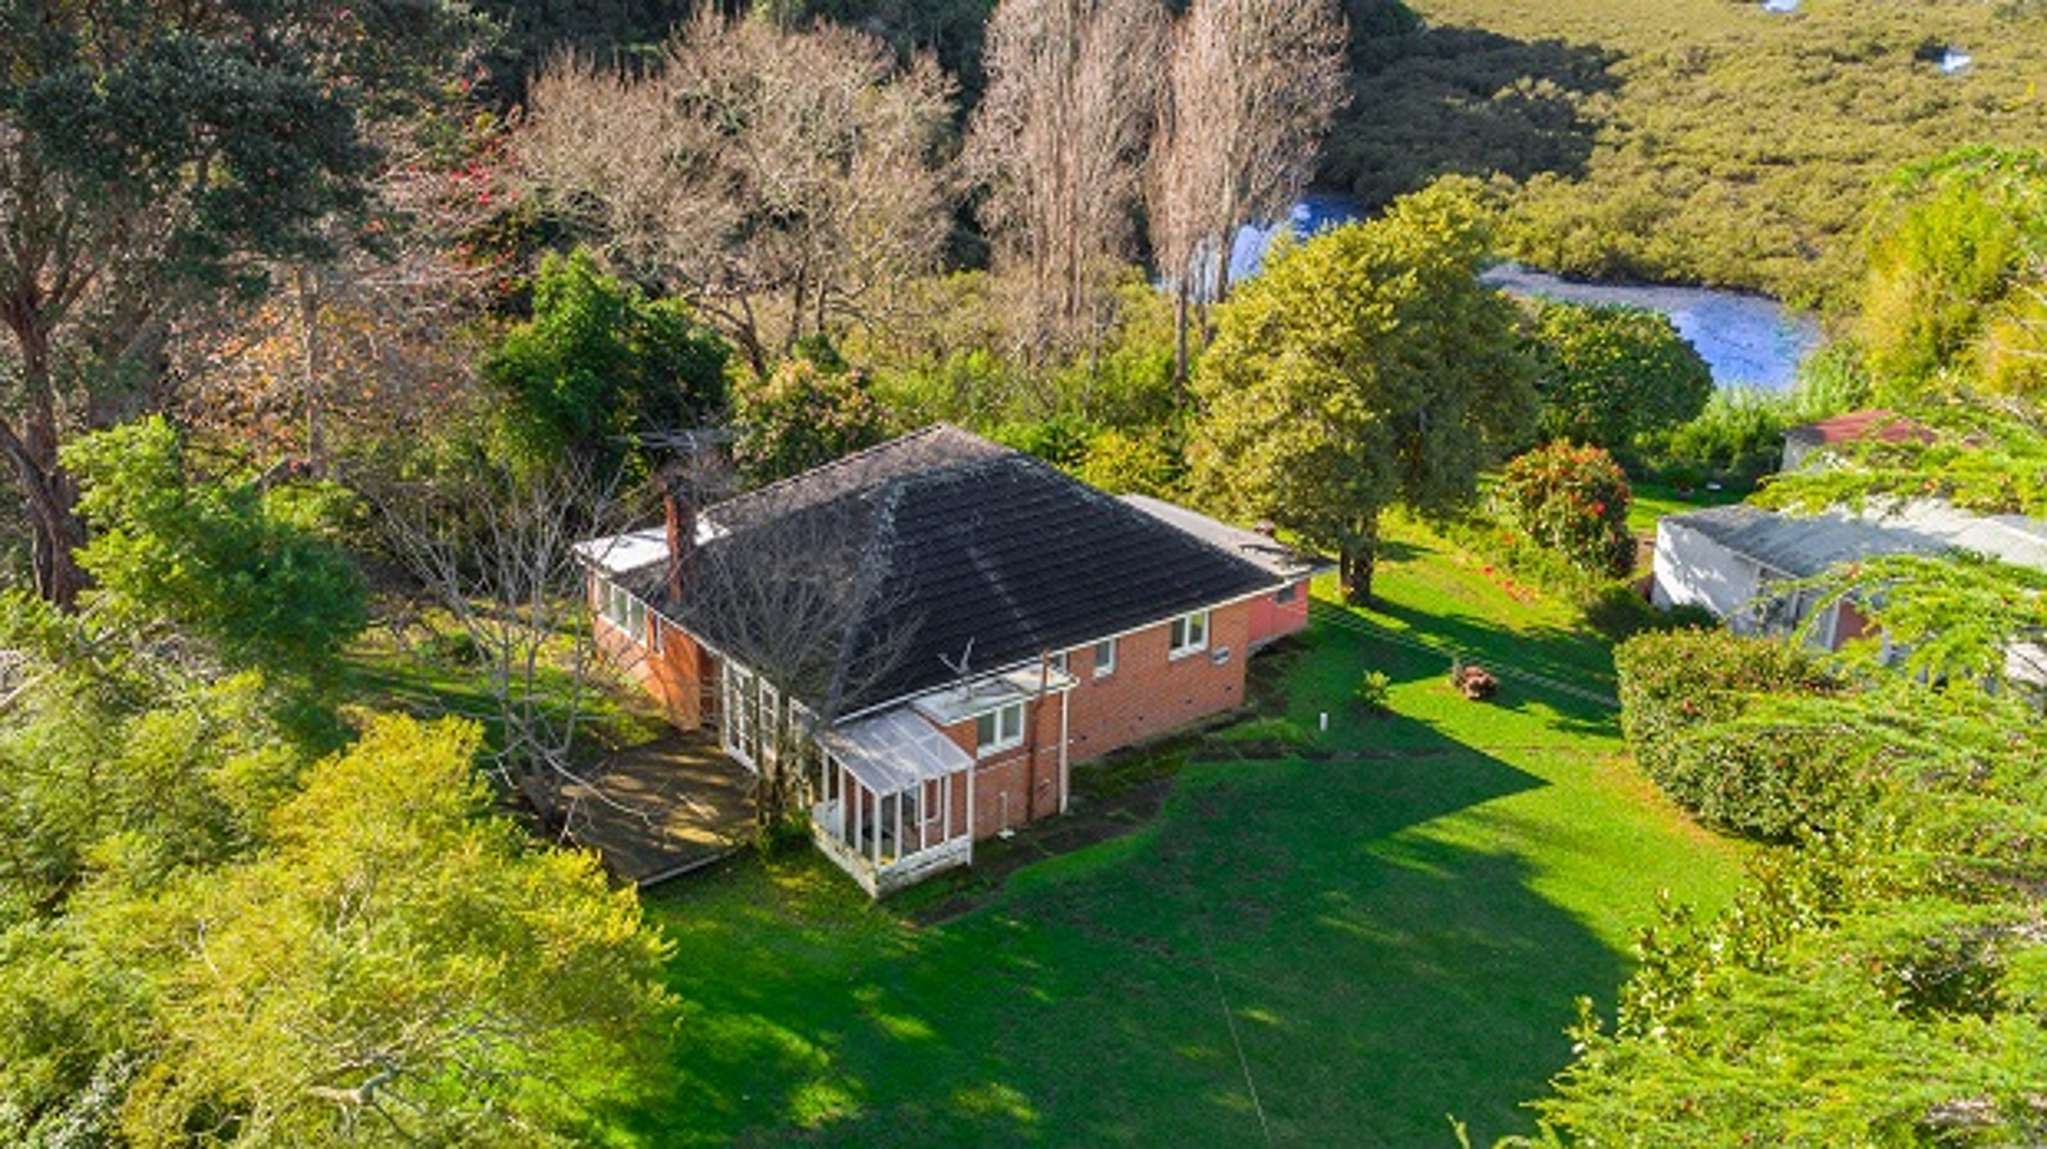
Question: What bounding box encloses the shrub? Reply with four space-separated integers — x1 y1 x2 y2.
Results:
1631 387 1790 492
1495 442 1635 578
1075 429 1182 497
1353 669 1393 713
1615 629 1846 839
1524 300 1714 450
733 358 891 483
1582 582 1716 642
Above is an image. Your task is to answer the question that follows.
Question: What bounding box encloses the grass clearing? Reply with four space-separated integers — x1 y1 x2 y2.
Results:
624 518 1745 1146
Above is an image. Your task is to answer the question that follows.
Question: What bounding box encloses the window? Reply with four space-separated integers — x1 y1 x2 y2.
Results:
974 702 1024 757
1276 582 1298 604
1048 651 1069 675
600 577 649 643
1093 637 1117 677
1168 610 1210 658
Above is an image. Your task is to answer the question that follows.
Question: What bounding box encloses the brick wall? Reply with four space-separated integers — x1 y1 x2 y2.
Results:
590 572 716 730
1246 580 1310 649
931 598 1255 840
1063 599 1251 764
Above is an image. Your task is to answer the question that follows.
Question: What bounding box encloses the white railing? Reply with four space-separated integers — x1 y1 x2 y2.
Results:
810 800 971 897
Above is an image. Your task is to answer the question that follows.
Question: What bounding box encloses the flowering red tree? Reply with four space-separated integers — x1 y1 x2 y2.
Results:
1495 442 1636 578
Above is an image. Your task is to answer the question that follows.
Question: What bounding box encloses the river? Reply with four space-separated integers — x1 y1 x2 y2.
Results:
1226 195 1824 391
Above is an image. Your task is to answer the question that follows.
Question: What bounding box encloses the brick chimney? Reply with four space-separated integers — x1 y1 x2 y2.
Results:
662 470 697 605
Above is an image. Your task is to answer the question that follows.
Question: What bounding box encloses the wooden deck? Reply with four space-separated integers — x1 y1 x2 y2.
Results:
557 731 756 885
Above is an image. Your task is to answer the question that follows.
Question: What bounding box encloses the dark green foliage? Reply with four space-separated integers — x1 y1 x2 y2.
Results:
1631 387 1792 492
990 413 1098 470
733 358 891 484
1523 301 1713 449
482 248 728 475
1494 442 1635 578
1189 179 1539 602
63 418 367 681
1330 2 2047 306
1614 628 1843 839
1525 685 2047 1144
1580 582 1714 644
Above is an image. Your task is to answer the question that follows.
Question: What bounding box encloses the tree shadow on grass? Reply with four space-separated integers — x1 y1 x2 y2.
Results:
631 708 1625 1147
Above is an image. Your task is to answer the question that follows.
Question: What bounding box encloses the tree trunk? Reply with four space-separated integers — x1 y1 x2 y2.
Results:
1340 516 1379 606
1173 278 1192 387
1 318 90 610
296 266 328 477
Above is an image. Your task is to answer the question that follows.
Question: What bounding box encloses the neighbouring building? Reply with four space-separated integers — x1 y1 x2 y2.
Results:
574 425 1327 894
1779 408 1933 472
1650 499 2047 679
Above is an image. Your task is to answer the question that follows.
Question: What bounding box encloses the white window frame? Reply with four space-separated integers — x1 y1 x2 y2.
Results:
1275 581 1298 604
1047 650 1069 675
975 701 1025 758
1093 637 1117 677
1168 610 1211 660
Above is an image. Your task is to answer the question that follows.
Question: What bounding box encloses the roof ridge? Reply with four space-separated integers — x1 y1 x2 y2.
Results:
998 454 1281 585
706 422 1001 517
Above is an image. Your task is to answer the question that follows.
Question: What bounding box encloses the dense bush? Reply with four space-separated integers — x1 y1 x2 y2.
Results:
1493 442 1634 578
1630 387 1791 491
733 359 892 484
1075 429 1182 497
1614 628 1847 839
1523 301 1713 449
481 248 728 476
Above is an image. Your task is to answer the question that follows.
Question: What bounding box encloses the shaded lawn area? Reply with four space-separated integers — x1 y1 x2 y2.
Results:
1627 480 1743 537
621 520 1745 1146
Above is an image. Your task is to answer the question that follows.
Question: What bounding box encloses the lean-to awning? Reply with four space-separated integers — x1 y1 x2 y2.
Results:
820 709 973 797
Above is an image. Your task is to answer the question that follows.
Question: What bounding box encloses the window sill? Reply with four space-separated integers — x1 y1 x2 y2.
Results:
1167 646 1207 662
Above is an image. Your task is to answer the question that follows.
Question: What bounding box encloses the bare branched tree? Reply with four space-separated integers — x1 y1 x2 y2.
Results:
1149 0 1348 381
967 0 1169 363
515 12 959 379
661 456 921 828
371 456 638 817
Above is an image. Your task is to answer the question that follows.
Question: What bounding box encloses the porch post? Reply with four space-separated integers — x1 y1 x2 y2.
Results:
851 777 861 852
871 786 882 867
918 781 928 852
894 791 905 861
942 774 953 843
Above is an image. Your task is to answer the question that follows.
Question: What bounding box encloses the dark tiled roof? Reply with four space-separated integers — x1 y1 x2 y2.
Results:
645 426 1282 713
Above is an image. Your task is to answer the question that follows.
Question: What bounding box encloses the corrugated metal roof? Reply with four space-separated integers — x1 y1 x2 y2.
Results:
820 708 972 795
1666 500 2047 578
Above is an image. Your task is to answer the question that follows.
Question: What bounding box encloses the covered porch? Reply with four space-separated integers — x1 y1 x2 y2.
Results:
810 709 974 897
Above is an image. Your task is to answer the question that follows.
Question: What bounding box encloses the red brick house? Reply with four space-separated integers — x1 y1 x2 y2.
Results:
574 425 1325 894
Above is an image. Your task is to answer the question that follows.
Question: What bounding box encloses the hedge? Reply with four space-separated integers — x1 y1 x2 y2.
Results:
1615 629 1849 841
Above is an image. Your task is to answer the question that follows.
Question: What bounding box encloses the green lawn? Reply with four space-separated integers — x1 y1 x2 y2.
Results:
623 520 1745 1146
1627 481 1743 537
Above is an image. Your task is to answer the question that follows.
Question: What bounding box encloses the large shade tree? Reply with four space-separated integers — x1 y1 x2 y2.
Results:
1188 180 1537 603
0 0 477 607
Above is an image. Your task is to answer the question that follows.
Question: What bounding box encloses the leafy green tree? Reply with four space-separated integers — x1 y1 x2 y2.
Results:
0 597 299 921
118 715 670 1145
1188 181 1537 602
733 358 892 483
1076 428 1182 497
1523 300 1713 448
482 248 729 475
62 418 366 680
1858 147 2047 395
0 714 673 1146
0 0 480 607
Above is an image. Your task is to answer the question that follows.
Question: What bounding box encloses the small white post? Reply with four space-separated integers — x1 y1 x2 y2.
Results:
1319 711 1329 733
